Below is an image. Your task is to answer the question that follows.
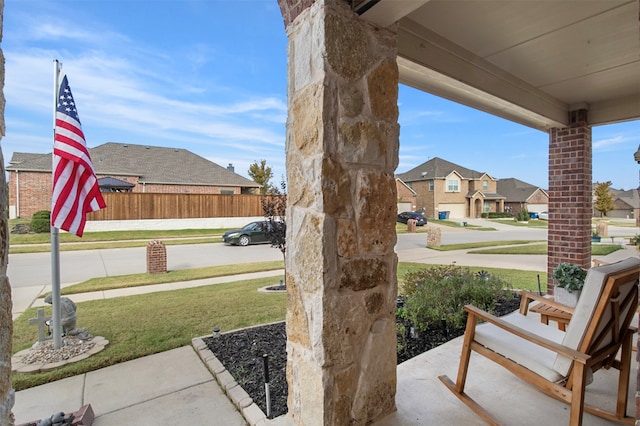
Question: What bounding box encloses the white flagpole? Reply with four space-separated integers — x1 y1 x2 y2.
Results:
51 59 62 349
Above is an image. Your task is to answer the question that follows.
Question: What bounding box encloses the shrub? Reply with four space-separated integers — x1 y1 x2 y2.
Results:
552 262 587 293
401 265 514 331
515 208 529 222
482 212 511 219
30 210 51 233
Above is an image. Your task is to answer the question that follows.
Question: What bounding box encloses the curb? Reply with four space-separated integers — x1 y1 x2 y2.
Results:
192 330 277 426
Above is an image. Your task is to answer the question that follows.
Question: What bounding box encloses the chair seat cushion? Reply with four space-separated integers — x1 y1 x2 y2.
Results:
474 311 566 382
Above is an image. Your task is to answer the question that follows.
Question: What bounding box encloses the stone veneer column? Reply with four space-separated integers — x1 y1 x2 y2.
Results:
547 109 592 294
279 0 399 424
0 7 15 422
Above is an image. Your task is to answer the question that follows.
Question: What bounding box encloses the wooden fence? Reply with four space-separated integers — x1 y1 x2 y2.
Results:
87 193 268 221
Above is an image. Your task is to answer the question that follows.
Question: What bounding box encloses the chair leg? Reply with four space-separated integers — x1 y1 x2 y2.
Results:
615 331 632 418
568 362 587 426
454 311 478 392
438 312 501 425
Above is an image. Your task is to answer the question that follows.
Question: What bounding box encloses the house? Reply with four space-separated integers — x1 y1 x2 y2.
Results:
497 178 549 217
395 178 417 213
598 187 639 219
6 142 259 218
396 157 505 219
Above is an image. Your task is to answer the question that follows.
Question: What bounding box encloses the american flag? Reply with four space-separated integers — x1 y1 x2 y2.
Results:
51 73 106 237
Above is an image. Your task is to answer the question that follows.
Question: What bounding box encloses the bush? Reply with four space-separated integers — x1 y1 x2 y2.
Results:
30 210 51 234
482 212 511 219
515 208 529 222
401 265 514 330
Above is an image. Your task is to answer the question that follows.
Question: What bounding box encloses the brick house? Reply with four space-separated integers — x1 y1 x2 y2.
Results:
597 187 639 220
6 142 259 218
395 178 417 212
497 177 549 217
397 157 506 219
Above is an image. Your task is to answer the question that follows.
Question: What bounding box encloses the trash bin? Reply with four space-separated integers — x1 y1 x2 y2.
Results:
438 212 446 220
529 212 539 219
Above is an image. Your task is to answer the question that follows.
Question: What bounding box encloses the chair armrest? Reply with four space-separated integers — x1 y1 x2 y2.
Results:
464 304 590 364
519 290 575 316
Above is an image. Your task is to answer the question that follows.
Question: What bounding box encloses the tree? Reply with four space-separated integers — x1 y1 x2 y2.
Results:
593 181 615 217
261 176 287 259
248 159 274 195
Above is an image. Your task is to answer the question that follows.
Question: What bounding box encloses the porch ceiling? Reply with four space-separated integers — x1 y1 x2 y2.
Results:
357 0 640 131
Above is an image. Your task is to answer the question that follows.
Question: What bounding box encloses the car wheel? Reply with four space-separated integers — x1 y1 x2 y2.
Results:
238 235 250 246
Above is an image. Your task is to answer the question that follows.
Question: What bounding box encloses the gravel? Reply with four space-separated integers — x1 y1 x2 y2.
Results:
18 337 96 365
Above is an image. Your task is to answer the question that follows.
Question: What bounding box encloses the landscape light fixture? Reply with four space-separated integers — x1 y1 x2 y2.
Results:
212 326 220 338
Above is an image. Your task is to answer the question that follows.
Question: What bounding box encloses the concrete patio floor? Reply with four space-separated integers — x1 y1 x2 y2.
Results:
372 310 638 426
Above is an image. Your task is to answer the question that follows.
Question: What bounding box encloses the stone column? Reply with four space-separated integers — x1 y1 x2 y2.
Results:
279 0 399 424
0 9 15 422
547 109 592 294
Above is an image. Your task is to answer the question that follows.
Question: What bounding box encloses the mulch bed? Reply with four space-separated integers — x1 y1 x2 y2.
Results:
204 294 522 419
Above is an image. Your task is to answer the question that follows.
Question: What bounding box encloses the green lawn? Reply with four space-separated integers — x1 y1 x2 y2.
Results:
13 261 547 391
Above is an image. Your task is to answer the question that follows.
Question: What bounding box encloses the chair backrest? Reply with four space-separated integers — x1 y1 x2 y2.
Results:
553 257 640 376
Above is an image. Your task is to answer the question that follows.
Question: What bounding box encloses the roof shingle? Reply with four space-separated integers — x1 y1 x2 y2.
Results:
7 142 259 188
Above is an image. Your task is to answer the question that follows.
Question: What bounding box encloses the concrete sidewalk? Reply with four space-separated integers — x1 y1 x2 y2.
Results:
13 346 246 425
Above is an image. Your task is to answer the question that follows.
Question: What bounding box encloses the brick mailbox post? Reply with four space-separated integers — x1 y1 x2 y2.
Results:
146 240 167 274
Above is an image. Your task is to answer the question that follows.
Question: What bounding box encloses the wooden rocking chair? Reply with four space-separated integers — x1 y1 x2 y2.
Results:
439 257 640 425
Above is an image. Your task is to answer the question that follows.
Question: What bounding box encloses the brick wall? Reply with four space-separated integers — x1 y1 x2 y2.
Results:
7 171 52 218
547 114 592 293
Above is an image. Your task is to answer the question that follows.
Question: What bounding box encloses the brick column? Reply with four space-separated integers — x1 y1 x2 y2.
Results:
280 0 399 424
547 109 592 294
146 240 167 274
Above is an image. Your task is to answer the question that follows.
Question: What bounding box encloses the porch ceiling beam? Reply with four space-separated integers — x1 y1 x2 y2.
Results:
397 18 569 131
356 0 431 27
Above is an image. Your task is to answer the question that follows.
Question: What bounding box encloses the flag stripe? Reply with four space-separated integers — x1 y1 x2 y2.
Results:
51 73 106 237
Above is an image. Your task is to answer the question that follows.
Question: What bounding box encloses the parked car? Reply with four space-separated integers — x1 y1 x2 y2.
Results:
222 221 283 246
396 212 427 226
538 211 549 220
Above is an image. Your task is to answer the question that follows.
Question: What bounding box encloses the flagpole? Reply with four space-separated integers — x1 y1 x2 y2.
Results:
51 59 62 349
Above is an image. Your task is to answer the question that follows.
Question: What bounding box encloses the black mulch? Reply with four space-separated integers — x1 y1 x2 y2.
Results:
203 293 522 419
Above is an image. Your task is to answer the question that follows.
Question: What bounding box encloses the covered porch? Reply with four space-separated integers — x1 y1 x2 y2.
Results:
276 0 639 424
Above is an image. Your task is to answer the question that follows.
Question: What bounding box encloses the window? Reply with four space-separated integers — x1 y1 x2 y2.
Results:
447 179 459 192
429 181 434 191
483 201 490 213
221 190 235 195
482 180 488 191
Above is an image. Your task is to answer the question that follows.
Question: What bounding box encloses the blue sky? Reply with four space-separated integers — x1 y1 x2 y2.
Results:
3 0 640 191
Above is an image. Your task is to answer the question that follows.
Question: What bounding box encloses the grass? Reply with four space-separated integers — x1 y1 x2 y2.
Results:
469 243 623 256
428 240 544 251
12 277 287 391
492 218 549 228
8 225 234 253
42 261 285 296
13 261 547 391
